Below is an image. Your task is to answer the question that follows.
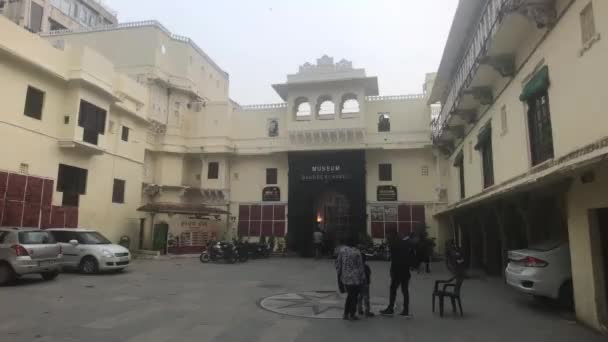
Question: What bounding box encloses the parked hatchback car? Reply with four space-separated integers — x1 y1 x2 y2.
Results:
48 229 131 274
505 241 573 307
0 228 62 285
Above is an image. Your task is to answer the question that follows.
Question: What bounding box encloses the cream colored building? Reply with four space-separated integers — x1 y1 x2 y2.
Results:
0 16 147 245
34 21 445 254
0 0 117 33
430 0 607 332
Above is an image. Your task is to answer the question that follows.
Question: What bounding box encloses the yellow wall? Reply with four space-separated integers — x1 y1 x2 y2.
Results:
0 17 147 244
446 0 608 204
567 161 608 332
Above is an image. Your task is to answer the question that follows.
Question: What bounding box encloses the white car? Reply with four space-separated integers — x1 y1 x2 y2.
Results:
48 229 130 274
505 241 573 307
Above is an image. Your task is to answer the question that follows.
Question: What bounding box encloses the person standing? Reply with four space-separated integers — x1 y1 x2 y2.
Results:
313 227 324 259
336 237 366 321
380 233 418 318
357 253 375 317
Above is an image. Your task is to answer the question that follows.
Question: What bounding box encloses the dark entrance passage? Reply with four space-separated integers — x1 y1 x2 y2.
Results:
597 208 608 323
288 151 366 255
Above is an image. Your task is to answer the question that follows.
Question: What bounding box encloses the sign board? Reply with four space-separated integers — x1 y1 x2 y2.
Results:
377 185 398 202
262 186 281 202
300 164 351 182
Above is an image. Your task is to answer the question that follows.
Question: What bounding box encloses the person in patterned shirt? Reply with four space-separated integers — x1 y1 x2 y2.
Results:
336 237 366 321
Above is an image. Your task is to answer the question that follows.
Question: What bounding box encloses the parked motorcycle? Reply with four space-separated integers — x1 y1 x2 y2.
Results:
200 241 239 264
359 242 391 261
251 242 271 259
233 239 249 262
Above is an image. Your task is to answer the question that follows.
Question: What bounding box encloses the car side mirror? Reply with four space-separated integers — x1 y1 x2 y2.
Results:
69 240 79 246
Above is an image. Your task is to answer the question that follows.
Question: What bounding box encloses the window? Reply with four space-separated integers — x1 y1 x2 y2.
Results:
208 162 219 179
475 125 494 188
454 151 465 199
266 168 278 185
580 2 596 44
0 231 9 244
295 98 311 117
112 179 126 204
317 96 335 116
49 231 65 243
528 91 554 165
57 164 88 207
500 105 508 135
379 164 392 181
378 113 390 132
78 100 106 145
19 163 29 174
121 126 130 142
341 94 360 114
29 2 43 33
24 86 44 120
18 231 55 244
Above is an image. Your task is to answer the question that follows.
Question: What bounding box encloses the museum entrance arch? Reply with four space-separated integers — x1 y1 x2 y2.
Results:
288 150 366 255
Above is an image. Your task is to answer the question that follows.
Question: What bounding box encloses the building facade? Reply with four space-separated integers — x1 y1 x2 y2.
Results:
37 21 444 255
0 0 117 33
0 16 147 245
430 0 607 332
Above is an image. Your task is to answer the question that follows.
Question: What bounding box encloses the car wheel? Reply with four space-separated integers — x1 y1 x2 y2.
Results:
200 252 210 263
79 257 99 274
0 263 16 285
41 271 59 281
558 280 574 310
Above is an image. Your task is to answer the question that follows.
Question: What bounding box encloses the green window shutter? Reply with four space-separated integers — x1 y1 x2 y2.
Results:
520 66 550 102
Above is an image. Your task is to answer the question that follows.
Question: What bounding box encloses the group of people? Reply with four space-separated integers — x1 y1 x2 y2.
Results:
335 233 421 321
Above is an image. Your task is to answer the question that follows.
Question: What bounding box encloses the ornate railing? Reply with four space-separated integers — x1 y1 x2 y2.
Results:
365 94 425 102
240 103 288 111
40 20 228 78
432 0 509 140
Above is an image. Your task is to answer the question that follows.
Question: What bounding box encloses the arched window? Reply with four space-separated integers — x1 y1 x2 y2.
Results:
317 95 335 116
341 93 360 114
295 97 311 117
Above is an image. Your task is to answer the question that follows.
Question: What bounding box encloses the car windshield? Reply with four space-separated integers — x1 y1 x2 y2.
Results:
77 232 111 245
19 231 56 244
528 240 565 252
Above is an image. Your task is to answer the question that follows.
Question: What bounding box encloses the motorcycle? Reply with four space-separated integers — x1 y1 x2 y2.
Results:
251 242 271 258
232 239 249 262
359 242 391 261
200 241 239 264
374 242 391 261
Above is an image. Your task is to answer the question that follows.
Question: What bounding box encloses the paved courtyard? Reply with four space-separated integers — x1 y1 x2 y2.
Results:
0 258 604 342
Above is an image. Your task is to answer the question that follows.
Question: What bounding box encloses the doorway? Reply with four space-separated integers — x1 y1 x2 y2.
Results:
596 208 608 324
153 222 169 255
288 150 366 255
314 191 351 253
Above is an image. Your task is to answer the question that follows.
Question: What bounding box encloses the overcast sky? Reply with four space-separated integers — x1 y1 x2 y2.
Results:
104 0 458 105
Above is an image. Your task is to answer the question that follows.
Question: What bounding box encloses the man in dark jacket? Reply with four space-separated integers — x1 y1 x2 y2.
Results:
380 233 418 318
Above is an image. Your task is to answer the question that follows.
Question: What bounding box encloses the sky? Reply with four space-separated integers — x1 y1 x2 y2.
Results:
104 0 458 105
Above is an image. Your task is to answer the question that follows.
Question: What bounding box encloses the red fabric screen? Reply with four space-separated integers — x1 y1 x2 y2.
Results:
6 174 26 201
